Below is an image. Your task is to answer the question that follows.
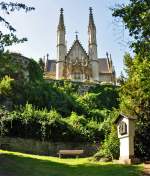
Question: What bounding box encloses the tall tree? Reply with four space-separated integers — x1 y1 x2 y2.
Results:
38 58 45 73
113 0 150 159
0 1 34 51
112 0 150 56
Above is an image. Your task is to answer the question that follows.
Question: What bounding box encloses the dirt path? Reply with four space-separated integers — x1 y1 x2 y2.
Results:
142 163 150 176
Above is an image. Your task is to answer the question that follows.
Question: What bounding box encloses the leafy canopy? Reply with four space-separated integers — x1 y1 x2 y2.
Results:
0 1 34 50
112 0 150 56
113 0 150 160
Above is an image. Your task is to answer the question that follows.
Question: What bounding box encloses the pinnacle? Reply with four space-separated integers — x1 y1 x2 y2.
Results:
89 7 93 14
89 7 95 28
58 8 65 30
60 8 64 14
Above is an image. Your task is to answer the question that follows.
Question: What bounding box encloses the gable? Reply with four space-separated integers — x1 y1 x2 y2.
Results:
66 40 89 61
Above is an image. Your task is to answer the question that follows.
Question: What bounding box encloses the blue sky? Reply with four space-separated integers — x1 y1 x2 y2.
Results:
3 0 131 76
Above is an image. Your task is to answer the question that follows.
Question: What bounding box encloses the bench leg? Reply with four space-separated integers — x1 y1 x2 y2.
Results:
76 155 79 159
59 153 61 158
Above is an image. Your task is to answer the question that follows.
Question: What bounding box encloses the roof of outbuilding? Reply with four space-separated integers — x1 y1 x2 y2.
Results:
114 114 137 124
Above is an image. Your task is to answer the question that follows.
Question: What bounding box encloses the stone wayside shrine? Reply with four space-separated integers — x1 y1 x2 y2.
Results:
115 114 137 164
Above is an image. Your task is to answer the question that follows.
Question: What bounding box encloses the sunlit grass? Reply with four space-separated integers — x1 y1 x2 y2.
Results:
0 150 143 176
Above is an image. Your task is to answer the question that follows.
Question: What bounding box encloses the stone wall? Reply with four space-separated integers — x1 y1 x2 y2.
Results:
0 137 99 157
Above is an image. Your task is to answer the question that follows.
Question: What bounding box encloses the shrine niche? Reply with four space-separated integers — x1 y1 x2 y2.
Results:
119 121 127 136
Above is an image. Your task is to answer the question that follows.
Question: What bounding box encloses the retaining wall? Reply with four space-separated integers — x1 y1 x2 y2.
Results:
0 137 99 157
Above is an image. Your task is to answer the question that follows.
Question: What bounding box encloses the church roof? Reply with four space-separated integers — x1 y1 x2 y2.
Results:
114 114 137 124
66 39 89 58
98 58 111 74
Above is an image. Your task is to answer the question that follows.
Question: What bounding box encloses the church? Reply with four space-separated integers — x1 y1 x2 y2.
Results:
44 8 116 83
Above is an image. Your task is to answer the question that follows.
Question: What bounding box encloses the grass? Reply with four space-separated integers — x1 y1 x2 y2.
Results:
0 150 143 176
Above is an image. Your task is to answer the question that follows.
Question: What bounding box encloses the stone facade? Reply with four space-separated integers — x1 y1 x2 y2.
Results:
44 8 116 83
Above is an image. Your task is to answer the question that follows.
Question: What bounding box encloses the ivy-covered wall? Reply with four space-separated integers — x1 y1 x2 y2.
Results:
0 137 99 157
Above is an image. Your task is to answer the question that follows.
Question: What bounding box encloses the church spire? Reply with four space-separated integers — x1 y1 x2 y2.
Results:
58 8 65 30
88 7 97 48
88 7 96 29
56 8 66 80
88 7 99 81
88 7 97 45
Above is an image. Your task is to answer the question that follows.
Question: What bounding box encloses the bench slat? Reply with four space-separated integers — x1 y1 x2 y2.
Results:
59 150 84 155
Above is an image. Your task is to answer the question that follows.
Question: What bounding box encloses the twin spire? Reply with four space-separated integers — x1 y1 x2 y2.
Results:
58 7 96 35
89 7 96 28
58 8 65 30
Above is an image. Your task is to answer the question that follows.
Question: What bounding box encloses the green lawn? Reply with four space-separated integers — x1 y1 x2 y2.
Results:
0 150 142 176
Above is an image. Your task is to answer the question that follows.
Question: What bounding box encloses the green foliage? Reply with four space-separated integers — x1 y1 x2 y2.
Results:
135 116 150 160
0 52 43 81
28 59 43 81
1 103 101 142
12 80 119 118
94 110 120 160
66 112 89 139
89 85 119 110
120 54 150 117
97 126 119 160
100 110 119 136
88 109 106 122
112 0 150 55
67 112 87 128
119 53 150 160
0 59 119 142
0 106 12 136
0 150 142 176
113 0 150 160
0 76 14 96
38 58 45 72
0 2 34 50
0 52 22 79
0 51 119 144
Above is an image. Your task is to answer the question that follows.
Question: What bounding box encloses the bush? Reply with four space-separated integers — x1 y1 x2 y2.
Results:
2 104 99 142
135 117 150 161
95 125 119 160
0 76 14 96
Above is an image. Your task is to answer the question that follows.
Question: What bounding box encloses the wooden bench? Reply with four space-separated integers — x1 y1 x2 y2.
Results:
58 150 84 158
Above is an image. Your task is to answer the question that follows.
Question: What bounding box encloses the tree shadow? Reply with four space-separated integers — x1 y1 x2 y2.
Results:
0 153 142 176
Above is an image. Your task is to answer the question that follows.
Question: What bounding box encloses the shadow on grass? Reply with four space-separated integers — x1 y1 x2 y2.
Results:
0 153 142 176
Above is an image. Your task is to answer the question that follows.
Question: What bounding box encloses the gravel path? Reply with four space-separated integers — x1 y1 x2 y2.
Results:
143 163 150 176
